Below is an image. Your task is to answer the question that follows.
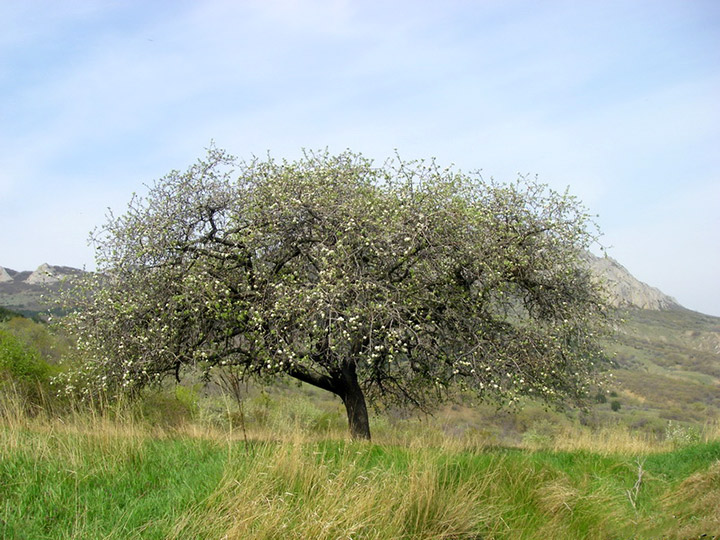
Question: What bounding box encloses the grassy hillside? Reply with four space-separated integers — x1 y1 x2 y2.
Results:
603 307 720 430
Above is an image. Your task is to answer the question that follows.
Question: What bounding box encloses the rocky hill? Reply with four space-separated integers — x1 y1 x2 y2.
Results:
585 253 679 310
0 264 84 316
0 266 13 283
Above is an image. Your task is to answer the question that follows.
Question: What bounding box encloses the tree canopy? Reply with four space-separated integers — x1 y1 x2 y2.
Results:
63 147 610 439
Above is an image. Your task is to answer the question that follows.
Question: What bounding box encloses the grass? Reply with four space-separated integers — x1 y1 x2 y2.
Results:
0 421 226 539
1 303 720 538
2 395 720 540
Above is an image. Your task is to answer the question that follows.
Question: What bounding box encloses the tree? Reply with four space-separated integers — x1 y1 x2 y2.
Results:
63 147 610 440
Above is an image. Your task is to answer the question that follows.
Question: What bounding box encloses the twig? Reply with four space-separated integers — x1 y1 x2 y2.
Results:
626 457 645 511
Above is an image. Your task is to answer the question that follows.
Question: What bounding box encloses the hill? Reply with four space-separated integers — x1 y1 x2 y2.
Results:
0 263 83 316
581 254 720 428
605 306 720 426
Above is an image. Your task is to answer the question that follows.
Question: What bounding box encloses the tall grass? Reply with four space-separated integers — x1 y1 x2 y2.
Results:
169 436 720 539
171 438 504 539
2 389 719 539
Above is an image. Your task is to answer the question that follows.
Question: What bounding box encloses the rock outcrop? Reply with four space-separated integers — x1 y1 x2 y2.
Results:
0 267 13 283
586 253 678 310
1 264 85 314
24 263 61 284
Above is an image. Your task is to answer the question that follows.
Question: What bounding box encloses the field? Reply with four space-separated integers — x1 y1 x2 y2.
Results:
2 306 720 538
2 388 720 540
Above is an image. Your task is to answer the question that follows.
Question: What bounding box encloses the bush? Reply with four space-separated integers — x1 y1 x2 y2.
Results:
665 421 701 447
0 330 48 380
610 400 622 412
0 329 56 411
521 419 559 447
3 316 71 363
133 386 199 427
0 306 24 322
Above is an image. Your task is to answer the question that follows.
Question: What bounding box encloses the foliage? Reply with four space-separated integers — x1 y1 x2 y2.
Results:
664 421 701 447
3 315 70 363
0 328 48 380
62 147 611 439
0 326 57 409
0 305 25 322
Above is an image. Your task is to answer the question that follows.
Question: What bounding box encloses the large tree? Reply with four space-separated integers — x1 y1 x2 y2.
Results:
63 147 610 439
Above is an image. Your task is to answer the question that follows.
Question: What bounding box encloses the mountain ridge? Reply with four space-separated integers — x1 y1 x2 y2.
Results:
584 253 679 311
0 263 84 316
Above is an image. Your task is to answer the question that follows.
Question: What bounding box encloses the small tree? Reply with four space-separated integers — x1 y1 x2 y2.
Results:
63 147 610 439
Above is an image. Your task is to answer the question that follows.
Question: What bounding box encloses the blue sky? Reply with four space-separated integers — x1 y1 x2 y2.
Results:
1 0 718 315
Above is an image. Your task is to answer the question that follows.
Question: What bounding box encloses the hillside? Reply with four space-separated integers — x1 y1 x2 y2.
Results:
0 263 82 316
605 307 720 426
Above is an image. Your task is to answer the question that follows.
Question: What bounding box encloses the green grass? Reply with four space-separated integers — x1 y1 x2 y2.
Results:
1 306 719 538
2 412 719 539
0 425 226 539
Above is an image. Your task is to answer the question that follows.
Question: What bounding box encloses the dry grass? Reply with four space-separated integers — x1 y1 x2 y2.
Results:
547 425 663 455
3 388 720 539
170 439 502 540
660 459 720 539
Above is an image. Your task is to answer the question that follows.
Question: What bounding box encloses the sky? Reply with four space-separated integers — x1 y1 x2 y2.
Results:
1 0 718 316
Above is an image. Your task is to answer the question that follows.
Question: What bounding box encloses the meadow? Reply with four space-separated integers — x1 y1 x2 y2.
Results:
2 309 720 539
1 385 719 540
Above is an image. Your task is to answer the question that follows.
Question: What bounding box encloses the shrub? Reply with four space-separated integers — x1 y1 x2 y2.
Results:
0 329 55 411
665 421 701 447
134 386 199 427
521 419 559 447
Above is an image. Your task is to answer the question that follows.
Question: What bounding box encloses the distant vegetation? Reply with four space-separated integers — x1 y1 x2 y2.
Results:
0 305 25 322
0 321 56 413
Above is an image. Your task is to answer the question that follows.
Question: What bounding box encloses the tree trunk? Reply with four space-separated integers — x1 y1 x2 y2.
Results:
287 359 371 440
341 379 371 441
338 360 371 441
